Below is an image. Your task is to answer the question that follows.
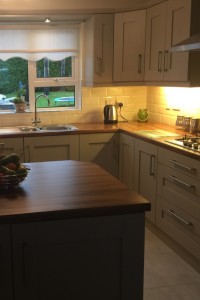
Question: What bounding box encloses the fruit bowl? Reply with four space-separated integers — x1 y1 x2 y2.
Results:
0 165 30 190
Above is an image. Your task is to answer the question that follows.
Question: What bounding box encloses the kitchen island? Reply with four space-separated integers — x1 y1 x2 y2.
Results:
0 160 150 300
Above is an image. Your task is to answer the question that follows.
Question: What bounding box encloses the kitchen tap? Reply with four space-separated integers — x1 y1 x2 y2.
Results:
32 94 50 127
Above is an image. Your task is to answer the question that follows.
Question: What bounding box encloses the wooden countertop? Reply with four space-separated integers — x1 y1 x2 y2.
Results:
0 121 199 160
0 160 150 224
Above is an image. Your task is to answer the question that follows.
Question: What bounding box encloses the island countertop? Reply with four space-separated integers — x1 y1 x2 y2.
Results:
0 160 150 224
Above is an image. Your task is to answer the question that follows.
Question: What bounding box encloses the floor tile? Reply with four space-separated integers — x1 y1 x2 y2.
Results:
144 228 200 299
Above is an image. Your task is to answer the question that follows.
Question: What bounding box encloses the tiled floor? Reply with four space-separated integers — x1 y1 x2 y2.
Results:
144 228 200 300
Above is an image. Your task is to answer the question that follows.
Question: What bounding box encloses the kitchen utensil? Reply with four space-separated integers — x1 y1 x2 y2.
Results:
137 109 148 122
103 104 118 124
182 116 191 132
190 118 200 133
175 115 184 129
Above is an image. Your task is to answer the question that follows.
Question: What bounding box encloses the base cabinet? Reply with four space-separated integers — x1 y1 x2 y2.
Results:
134 138 157 223
80 133 119 178
24 135 79 162
0 225 13 300
119 133 134 190
156 147 200 260
0 137 24 161
11 214 145 300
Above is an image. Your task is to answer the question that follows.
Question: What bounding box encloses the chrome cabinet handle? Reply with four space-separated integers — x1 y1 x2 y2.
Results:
96 56 102 76
150 154 156 176
22 243 29 287
168 175 195 192
138 54 142 74
169 159 196 173
158 51 162 72
164 50 168 71
166 209 193 226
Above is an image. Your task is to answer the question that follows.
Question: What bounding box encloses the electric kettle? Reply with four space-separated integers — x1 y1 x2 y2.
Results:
104 104 118 124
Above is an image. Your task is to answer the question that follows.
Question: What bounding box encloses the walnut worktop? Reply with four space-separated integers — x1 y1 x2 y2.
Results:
0 160 150 224
0 121 199 160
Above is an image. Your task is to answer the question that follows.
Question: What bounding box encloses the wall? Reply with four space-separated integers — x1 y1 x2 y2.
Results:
147 86 200 126
0 86 147 127
1 85 200 128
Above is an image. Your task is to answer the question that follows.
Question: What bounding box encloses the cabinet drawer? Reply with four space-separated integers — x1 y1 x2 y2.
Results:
158 147 200 181
157 163 200 221
156 196 200 261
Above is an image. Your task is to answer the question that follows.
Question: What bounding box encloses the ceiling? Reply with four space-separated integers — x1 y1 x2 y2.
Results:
0 0 164 24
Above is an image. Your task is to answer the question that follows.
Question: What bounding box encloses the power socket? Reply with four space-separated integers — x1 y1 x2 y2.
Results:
118 102 123 108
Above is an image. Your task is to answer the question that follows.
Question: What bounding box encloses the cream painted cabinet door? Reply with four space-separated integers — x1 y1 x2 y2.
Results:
80 133 119 178
119 133 134 190
145 0 191 82
24 135 79 162
145 2 166 81
0 137 24 161
114 10 146 82
134 138 157 224
84 14 114 86
164 0 191 81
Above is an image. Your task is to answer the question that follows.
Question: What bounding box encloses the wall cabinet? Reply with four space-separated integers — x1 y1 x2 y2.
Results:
119 133 134 190
83 14 114 86
145 0 192 83
0 225 13 300
134 138 157 224
156 147 200 260
113 10 146 82
0 137 24 161
80 133 119 178
24 135 79 162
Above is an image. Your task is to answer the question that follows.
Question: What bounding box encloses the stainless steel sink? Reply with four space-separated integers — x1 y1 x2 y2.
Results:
19 125 78 132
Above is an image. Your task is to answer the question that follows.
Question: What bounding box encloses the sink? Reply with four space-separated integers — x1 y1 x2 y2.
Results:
136 130 180 139
19 126 40 132
19 125 78 132
40 125 78 131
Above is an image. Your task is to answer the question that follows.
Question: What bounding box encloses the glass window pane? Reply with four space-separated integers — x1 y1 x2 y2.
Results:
0 58 29 111
35 86 75 108
36 57 72 78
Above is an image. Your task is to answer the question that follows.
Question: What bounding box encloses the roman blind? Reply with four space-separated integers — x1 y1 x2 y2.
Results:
0 26 80 61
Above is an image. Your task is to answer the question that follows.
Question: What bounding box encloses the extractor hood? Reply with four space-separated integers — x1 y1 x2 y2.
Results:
170 32 200 52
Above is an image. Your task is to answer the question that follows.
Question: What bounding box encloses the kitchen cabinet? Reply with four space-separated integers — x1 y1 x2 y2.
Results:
80 133 119 178
11 215 145 300
156 147 200 260
83 14 114 86
119 133 134 190
0 225 13 300
0 137 24 161
113 10 146 82
134 138 157 224
145 0 193 83
24 135 79 162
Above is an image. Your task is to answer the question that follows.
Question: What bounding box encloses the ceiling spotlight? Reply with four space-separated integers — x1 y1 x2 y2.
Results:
45 18 51 23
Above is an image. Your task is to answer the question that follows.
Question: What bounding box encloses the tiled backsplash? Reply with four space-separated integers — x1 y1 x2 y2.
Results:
1 86 200 127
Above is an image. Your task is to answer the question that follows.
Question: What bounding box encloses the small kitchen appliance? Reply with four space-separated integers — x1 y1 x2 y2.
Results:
104 104 118 124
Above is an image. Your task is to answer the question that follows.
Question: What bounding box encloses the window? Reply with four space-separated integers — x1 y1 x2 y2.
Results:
0 26 81 112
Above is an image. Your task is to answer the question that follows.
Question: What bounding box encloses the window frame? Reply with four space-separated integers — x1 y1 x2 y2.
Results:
28 56 81 112
0 24 82 113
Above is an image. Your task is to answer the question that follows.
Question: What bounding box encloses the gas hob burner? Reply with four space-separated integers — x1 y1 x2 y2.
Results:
166 133 200 152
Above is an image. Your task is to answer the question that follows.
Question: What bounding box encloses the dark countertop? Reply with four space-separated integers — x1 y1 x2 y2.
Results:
0 121 199 160
0 160 150 224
